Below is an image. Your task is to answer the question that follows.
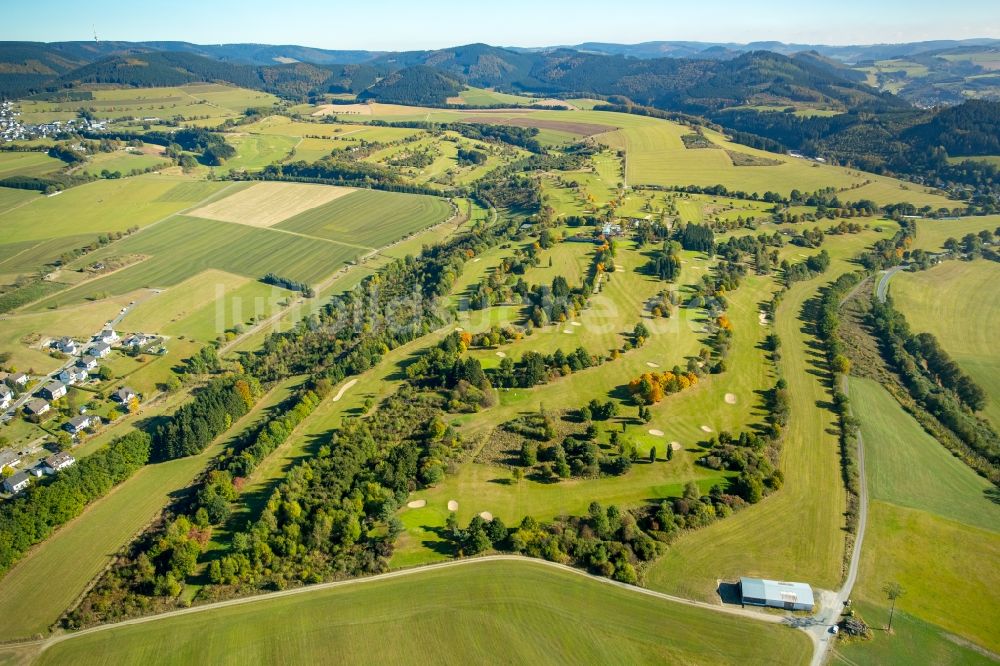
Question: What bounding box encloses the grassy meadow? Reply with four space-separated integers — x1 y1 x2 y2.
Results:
16 85 279 125
33 560 811 666
0 152 64 179
845 377 1000 657
274 189 452 247
891 260 1000 428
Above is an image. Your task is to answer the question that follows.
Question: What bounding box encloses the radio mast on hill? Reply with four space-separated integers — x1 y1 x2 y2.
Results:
94 25 99 43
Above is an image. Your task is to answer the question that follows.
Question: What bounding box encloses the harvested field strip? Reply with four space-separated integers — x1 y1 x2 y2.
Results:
188 182 356 228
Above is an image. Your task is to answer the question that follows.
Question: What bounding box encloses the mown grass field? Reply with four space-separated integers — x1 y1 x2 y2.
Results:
0 152 64 179
455 87 541 106
849 378 1000 530
219 133 297 173
274 189 452 248
78 151 170 177
912 214 999 251
0 177 230 279
835 601 996 666
33 560 812 666
646 227 894 600
29 215 361 308
891 260 1000 428
0 176 225 245
846 377 1000 657
0 381 295 641
0 187 38 214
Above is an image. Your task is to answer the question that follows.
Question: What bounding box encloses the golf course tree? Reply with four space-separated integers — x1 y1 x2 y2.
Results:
883 582 906 632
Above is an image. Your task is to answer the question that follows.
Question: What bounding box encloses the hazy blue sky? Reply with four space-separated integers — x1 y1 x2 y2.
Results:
7 0 999 50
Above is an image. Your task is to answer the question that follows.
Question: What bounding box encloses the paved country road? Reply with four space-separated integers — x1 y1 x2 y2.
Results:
875 265 906 303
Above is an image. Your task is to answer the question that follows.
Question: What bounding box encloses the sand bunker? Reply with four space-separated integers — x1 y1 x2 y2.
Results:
479 511 493 521
646 361 660 368
648 429 664 437
406 499 426 509
570 321 582 327
671 441 682 451
615 267 625 273
700 425 713 433
472 258 482 263
332 378 358 402
495 351 507 358
455 327 464 332
563 329 574 334
448 500 459 511
724 393 737 404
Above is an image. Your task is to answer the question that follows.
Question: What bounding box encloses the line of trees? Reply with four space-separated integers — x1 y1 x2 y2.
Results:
261 273 315 297
870 297 1000 480
152 375 262 460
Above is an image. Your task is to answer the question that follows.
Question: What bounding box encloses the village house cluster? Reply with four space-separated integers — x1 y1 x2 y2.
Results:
0 325 153 496
0 100 107 143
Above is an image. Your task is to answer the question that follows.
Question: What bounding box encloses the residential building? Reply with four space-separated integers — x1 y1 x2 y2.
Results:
90 342 112 358
44 451 76 472
64 414 93 435
2 471 30 494
0 449 21 470
96 329 119 345
24 398 49 416
0 385 11 409
9 372 28 387
55 337 78 355
112 386 137 404
40 381 66 400
122 334 152 349
57 367 87 386
77 355 98 371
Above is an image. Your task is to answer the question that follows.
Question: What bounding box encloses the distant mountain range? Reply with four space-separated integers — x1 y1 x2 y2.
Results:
531 39 1000 64
0 38 998 108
